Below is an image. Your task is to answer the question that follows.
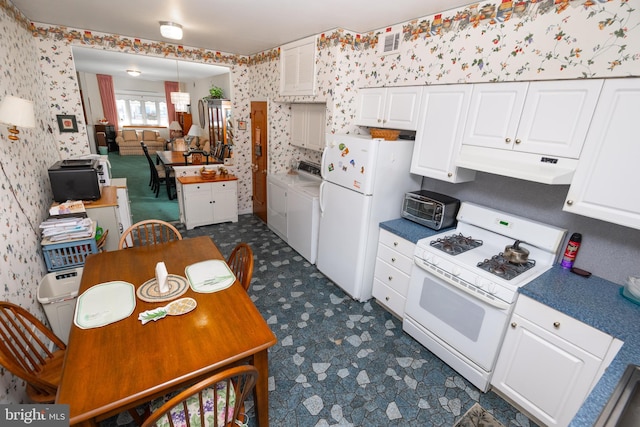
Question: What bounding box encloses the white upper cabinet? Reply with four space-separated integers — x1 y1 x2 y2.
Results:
457 79 603 184
291 103 326 151
563 78 640 230
355 86 423 130
463 79 603 158
280 35 317 96
410 84 476 183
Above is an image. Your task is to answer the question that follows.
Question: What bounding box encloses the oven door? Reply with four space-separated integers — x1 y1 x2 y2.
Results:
403 263 511 377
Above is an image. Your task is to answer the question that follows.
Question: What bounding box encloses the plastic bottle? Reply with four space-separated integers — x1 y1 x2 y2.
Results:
561 233 582 269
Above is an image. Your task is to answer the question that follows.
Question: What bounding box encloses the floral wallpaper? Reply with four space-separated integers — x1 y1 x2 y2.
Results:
0 0 638 404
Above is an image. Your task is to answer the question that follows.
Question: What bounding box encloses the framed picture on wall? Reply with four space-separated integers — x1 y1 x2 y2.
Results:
57 115 78 133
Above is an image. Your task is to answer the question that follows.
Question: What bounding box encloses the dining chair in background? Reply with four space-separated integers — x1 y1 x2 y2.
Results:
142 143 174 198
119 219 183 249
183 149 210 165
141 365 258 427
227 243 254 291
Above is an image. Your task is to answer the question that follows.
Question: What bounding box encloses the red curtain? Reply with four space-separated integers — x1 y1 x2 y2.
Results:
96 74 119 132
165 81 179 122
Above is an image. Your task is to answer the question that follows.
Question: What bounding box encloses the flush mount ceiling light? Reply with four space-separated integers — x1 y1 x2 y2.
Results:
159 21 183 40
126 69 141 77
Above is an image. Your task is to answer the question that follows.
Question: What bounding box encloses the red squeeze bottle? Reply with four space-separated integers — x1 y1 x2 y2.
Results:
561 233 582 269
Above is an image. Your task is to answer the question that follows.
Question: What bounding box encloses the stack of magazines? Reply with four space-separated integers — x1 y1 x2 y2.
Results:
40 217 95 242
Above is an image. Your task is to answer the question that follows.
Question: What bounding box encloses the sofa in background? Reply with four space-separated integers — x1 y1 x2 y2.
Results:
116 129 165 155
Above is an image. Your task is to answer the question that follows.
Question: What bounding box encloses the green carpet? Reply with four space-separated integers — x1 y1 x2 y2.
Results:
107 152 179 223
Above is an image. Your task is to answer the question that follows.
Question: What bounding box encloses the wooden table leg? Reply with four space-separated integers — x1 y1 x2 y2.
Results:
253 350 270 426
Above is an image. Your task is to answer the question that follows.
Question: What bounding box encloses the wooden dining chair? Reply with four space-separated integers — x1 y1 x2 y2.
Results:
118 219 183 249
227 243 254 291
142 365 258 427
0 301 66 403
142 143 174 198
0 301 148 424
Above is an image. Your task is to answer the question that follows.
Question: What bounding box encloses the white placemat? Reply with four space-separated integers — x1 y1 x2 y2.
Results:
185 260 236 293
74 281 136 329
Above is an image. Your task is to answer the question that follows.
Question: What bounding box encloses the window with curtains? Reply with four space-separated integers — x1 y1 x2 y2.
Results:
115 93 169 126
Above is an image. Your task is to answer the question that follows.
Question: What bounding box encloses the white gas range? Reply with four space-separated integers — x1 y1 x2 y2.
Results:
403 202 566 391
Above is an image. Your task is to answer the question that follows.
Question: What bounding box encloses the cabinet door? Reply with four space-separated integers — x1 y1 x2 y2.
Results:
267 180 287 240
355 88 386 127
463 82 528 150
305 104 325 150
492 313 602 427
290 104 307 148
563 78 640 230
383 86 423 130
516 80 603 158
280 36 317 96
411 85 476 183
211 181 238 223
184 183 214 229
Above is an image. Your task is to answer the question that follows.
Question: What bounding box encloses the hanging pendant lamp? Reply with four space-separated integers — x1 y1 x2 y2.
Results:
170 60 190 112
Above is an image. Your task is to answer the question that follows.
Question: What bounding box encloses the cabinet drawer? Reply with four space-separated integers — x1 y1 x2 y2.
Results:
373 259 411 296
184 183 211 195
378 229 415 257
376 243 413 274
515 295 613 358
372 279 406 318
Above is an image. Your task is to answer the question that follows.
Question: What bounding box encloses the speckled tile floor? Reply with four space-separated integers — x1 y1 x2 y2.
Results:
101 214 537 427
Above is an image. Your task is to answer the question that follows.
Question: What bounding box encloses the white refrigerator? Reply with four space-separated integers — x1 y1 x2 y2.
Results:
317 134 420 301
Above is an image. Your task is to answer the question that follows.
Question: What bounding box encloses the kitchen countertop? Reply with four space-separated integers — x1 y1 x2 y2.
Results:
380 218 640 427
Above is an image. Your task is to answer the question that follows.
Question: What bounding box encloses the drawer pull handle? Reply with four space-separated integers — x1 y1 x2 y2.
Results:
385 296 390 301
511 322 517 328
553 321 560 329
393 242 398 247
388 276 393 281
391 257 396 263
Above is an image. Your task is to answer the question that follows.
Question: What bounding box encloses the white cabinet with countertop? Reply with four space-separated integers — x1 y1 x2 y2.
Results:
355 86 423 130
291 103 325 151
177 176 238 230
563 78 640 230
372 229 415 318
410 84 476 183
84 186 123 252
492 295 622 427
457 79 603 184
280 35 317 96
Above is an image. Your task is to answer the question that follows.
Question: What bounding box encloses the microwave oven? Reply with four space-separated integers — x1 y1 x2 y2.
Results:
48 159 101 202
401 190 460 230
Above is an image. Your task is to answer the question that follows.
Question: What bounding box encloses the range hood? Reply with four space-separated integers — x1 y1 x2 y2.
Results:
455 145 578 185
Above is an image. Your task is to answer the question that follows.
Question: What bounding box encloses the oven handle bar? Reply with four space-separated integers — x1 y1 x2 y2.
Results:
414 258 510 310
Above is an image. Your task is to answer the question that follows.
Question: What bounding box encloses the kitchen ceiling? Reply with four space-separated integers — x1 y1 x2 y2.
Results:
15 0 475 55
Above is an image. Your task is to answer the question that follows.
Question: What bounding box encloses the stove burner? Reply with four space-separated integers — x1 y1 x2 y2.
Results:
430 233 483 256
477 254 536 280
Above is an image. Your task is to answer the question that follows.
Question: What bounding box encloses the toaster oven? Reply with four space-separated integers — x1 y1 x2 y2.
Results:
401 190 460 230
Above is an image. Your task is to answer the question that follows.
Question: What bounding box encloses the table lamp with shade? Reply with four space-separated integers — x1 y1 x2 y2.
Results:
187 125 203 150
168 121 182 139
0 95 35 142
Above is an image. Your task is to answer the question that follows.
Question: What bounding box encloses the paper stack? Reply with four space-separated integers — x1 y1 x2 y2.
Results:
40 217 94 242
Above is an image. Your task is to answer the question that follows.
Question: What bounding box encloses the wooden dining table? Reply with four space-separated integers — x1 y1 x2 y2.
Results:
156 151 222 199
56 236 277 426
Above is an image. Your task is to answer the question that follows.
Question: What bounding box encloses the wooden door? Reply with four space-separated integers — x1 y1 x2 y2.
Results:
251 102 268 223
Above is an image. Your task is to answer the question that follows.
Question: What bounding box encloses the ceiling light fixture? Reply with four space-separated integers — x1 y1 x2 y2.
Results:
159 21 183 40
126 69 141 77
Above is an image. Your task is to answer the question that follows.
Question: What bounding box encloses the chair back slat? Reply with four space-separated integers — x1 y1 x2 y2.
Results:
119 220 183 249
227 243 254 291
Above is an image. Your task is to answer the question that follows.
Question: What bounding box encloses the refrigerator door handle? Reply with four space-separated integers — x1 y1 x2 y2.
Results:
319 181 326 215
320 146 328 180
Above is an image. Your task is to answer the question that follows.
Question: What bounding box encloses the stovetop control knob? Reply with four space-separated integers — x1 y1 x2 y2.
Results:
451 266 462 276
485 282 498 295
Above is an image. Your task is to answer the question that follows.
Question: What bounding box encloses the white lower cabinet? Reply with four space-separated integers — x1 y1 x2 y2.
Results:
178 179 238 230
492 295 622 427
266 178 287 240
372 229 415 318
